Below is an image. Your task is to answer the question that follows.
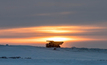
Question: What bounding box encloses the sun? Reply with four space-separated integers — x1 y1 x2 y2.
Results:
47 37 68 41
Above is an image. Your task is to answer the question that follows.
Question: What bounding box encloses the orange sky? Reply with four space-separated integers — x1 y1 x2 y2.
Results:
0 25 107 47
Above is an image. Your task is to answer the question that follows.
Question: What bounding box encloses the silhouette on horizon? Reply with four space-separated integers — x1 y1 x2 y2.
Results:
46 40 63 48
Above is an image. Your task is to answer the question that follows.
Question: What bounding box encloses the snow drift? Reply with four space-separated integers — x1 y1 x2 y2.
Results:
0 45 107 65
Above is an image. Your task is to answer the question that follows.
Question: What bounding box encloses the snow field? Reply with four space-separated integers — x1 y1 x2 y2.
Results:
0 45 107 65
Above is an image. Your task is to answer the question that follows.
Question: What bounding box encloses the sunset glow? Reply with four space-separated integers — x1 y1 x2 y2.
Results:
0 25 106 47
47 37 70 41
0 0 107 49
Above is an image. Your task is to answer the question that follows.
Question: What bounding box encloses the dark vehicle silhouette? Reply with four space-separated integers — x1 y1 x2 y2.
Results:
46 40 63 48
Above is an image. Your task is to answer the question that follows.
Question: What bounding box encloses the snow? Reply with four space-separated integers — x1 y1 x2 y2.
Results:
0 45 107 65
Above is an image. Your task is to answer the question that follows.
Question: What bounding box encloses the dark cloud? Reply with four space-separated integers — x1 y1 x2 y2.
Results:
0 0 107 28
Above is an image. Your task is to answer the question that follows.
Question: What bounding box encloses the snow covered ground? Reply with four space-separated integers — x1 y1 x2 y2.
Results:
0 45 107 65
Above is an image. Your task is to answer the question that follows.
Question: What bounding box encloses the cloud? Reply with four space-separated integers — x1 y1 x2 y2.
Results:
0 0 107 48
0 0 107 28
31 11 75 16
0 25 106 39
0 24 107 48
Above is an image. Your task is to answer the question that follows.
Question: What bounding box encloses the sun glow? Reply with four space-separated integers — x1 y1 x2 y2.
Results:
47 37 70 41
0 25 106 47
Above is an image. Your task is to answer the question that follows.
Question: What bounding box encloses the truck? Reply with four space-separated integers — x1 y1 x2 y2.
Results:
46 40 63 48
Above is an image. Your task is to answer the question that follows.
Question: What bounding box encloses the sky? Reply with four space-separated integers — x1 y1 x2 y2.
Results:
0 0 107 49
